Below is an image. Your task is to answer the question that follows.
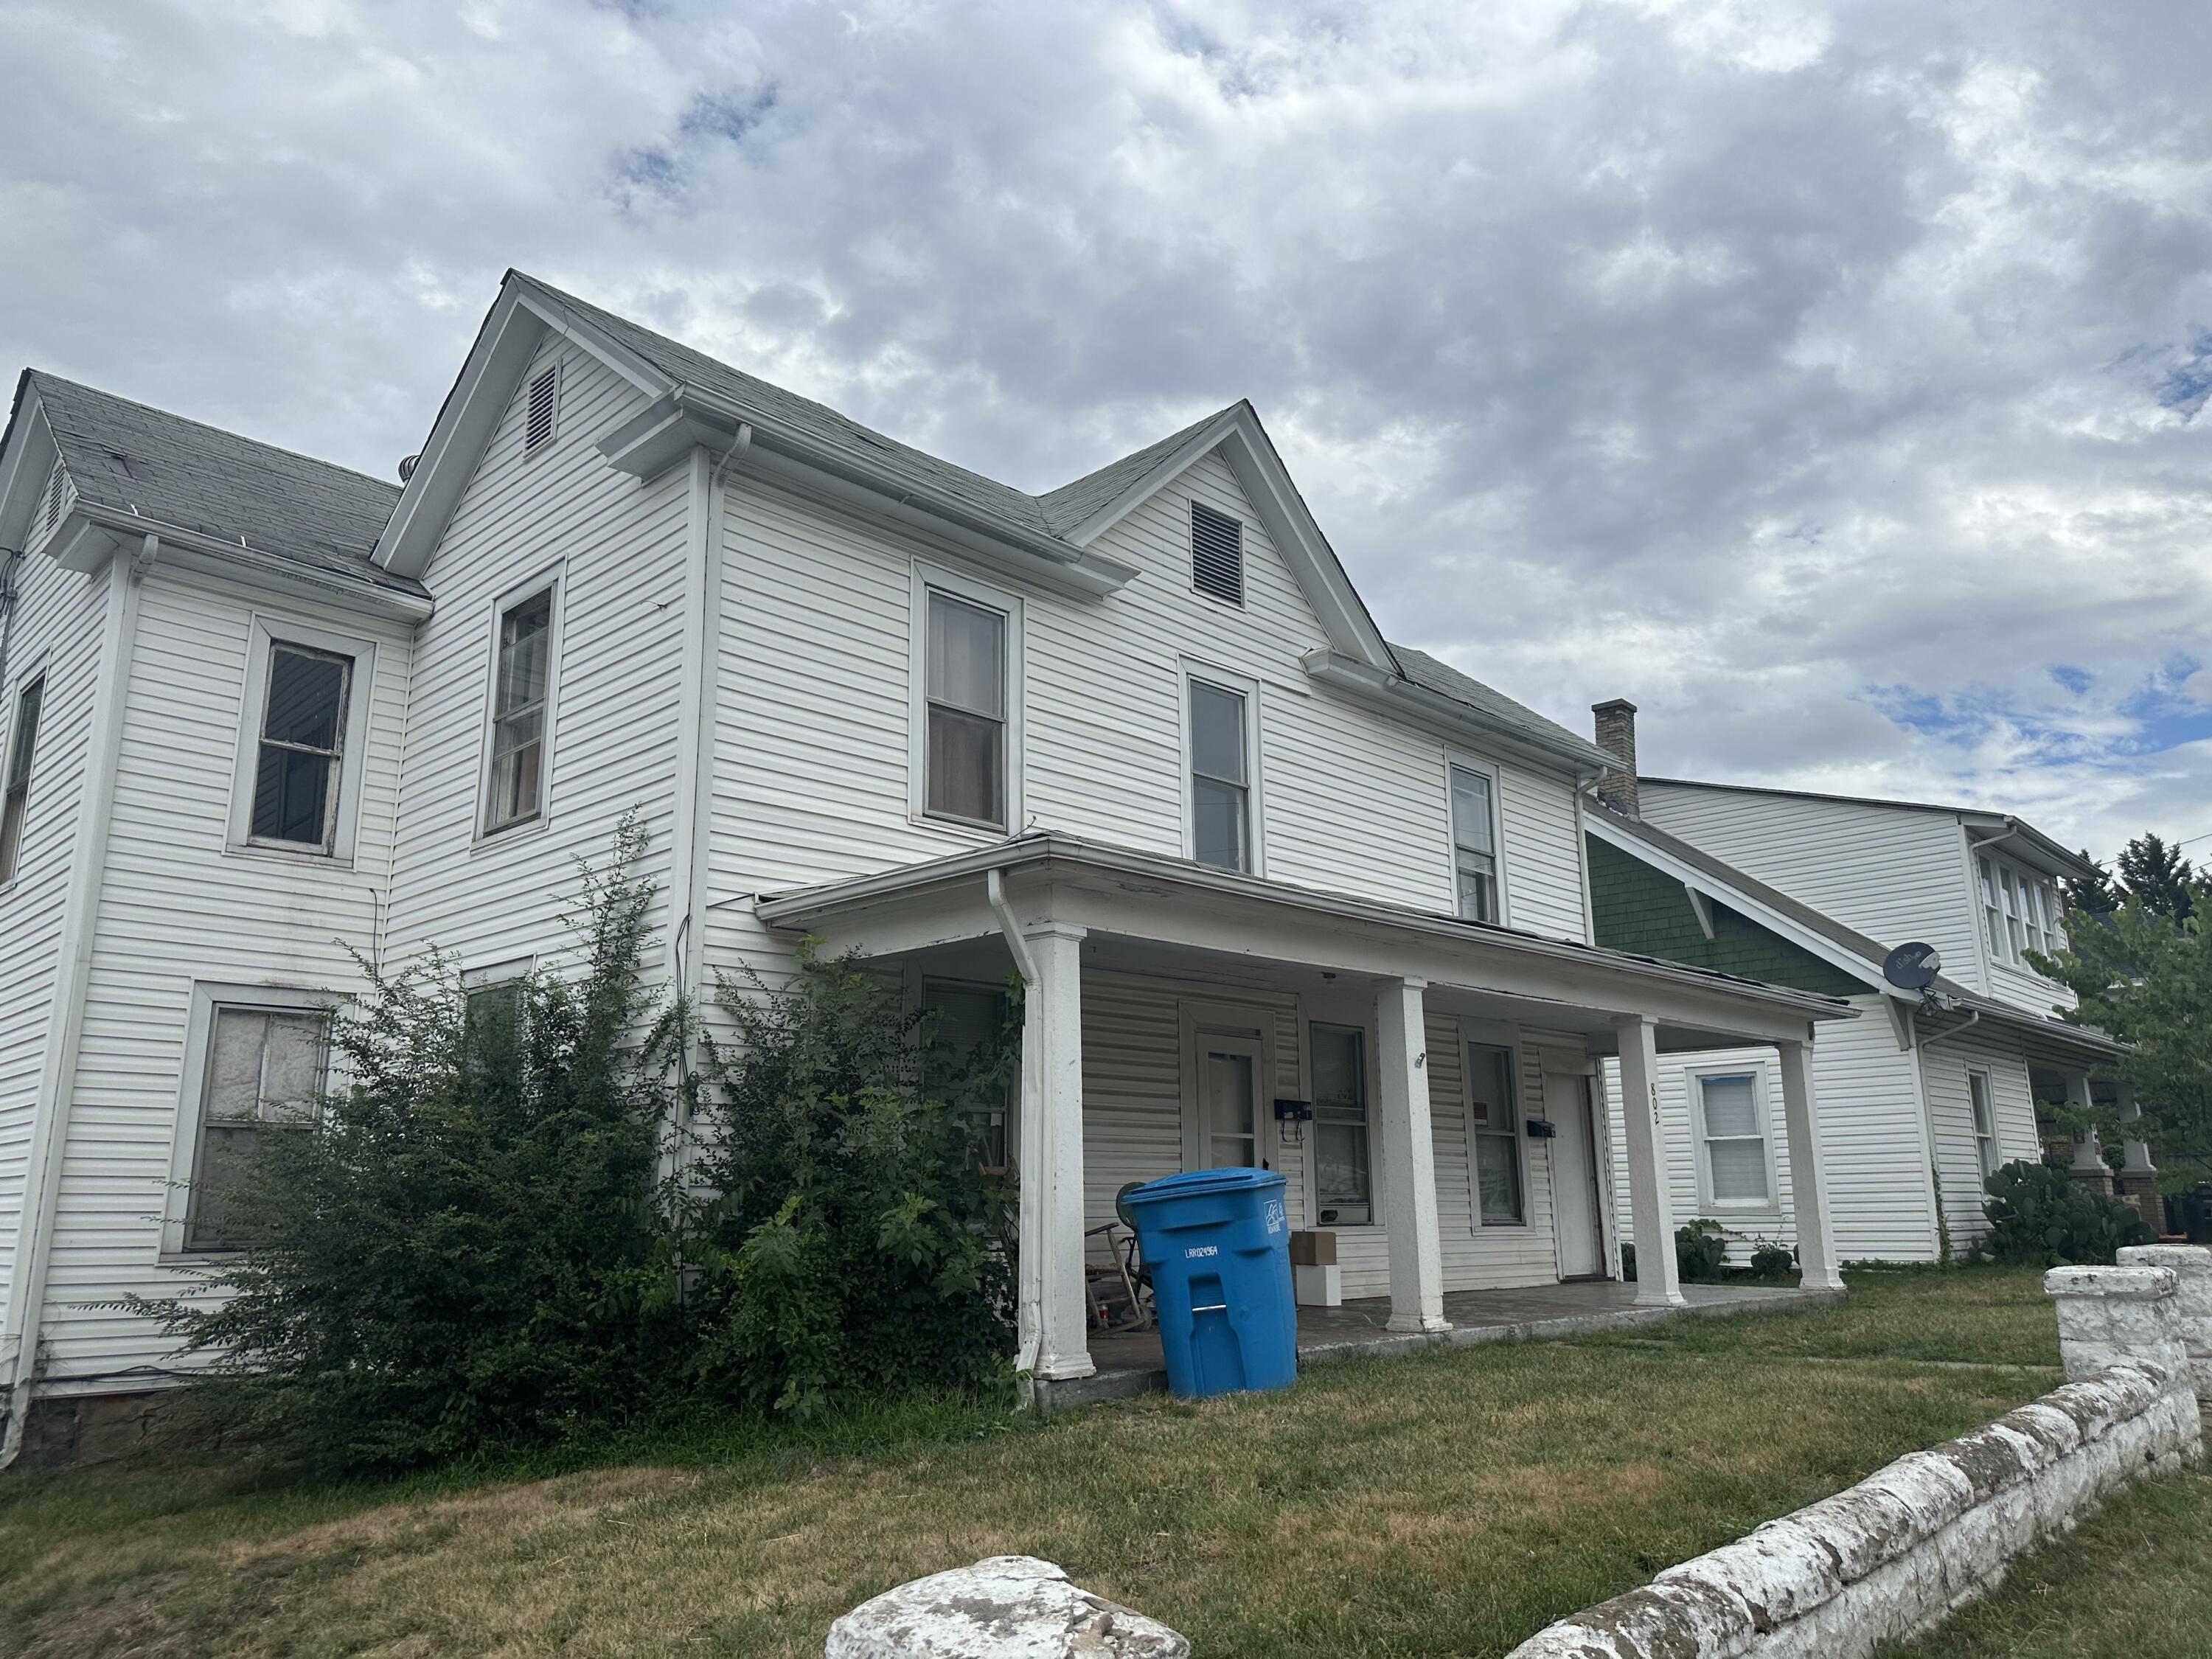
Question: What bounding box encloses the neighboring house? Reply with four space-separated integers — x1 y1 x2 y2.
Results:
1578 701 2140 1267
0 273 1857 1454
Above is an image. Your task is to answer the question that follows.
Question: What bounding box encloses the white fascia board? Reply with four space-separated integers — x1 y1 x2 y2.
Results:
1583 813 1893 996
373 284 577 578
1056 407 1245 546
0 386 55 548
67 504 433 619
1303 648 1606 783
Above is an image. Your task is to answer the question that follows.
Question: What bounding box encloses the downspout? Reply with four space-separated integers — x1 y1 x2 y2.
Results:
1914 1009 1982 1053
987 867 1044 1375
1 535 155 1470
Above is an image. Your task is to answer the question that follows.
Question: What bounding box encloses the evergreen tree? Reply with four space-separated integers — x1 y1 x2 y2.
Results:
2065 852 2121 918
2117 832 2195 921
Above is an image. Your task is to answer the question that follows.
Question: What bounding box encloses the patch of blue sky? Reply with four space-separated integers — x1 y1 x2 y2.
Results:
2049 664 2093 695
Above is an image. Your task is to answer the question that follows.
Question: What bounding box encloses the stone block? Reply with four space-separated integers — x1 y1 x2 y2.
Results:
824 1557 1187 1659
2120 1245 2212 1402
2045 1266 2186 1385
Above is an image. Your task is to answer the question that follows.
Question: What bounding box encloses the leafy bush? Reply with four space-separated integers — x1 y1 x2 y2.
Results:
1979 1155 2155 1266
681 948 1017 1416
1747 1238 1797 1280
139 823 686 1471
1676 1218 1728 1282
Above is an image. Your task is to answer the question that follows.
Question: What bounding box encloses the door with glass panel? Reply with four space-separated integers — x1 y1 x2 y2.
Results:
1197 1032 1267 1169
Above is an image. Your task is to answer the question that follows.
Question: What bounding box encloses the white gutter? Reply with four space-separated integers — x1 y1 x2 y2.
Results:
986 868 1044 1375
1 535 155 1470
1913 1009 1982 1053
72 504 432 620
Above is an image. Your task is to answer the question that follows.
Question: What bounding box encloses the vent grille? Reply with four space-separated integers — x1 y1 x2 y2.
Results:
1190 501 1244 605
524 365 560 453
37 462 66 541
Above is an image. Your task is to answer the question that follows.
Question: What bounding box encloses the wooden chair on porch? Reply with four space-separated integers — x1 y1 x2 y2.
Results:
1084 1183 1155 1332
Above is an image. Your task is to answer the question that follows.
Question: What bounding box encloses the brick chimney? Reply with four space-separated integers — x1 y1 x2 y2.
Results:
1591 698 1639 817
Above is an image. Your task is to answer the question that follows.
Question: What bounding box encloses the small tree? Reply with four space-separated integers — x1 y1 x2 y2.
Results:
681 949 1017 1416
138 823 685 1471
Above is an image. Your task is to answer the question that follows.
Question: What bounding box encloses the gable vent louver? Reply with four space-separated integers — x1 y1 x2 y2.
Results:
1190 500 1245 605
35 462 67 544
524 364 560 454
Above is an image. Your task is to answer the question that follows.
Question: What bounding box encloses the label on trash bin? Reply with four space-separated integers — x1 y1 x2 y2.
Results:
1265 1198 1285 1234
1186 1244 1219 1258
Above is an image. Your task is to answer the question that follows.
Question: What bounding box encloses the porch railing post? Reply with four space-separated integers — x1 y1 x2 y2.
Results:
1778 1035 1844 1293
1020 922 1094 1382
1377 976 1450 1334
1615 1014 1685 1308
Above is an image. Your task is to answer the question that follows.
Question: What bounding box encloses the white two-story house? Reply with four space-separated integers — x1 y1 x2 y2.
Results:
1577 702 2135 1266
0 273 1859 1453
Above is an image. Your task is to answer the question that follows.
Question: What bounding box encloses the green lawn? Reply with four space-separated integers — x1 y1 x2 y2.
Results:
0 1265 2134 1658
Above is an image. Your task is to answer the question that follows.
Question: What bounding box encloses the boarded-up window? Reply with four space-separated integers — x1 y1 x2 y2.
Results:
186 1006 330 1251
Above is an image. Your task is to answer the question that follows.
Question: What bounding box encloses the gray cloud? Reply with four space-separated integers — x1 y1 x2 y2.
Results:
3 0 2208 860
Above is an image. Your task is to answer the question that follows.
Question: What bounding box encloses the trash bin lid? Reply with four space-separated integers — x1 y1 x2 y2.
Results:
1124 1166 1286 1206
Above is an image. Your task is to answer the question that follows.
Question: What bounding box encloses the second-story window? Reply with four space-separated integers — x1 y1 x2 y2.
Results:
0 674 45 886
1979 854 2059 969
1189 677 1250 872
484 588 554 835
1449 764 1498 922
248 645 352 852
924 588 1008 829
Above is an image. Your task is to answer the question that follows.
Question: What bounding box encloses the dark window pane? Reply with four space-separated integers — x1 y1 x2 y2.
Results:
1450 766 1493 855
1315 1122 1371 1220
1189 681 1245 782
1476 1133 1524 1224
924 980 1012 1171
6 675 43 790
251 746 333 845
1192 776 1247 871
496 594 552 714
187 1123 261 1251
264 649 346 748
487 737 543 829
465 982 524 1057
926 705 1004 826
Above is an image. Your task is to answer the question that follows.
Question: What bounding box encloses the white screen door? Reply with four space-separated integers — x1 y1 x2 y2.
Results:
1200 1033 1267 1169
1547 1072 1603 1279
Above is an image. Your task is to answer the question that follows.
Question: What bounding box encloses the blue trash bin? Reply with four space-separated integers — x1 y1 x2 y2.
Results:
1123 1167 1296 1399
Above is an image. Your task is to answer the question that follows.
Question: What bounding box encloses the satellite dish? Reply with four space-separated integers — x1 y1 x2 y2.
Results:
1883 942 1941 992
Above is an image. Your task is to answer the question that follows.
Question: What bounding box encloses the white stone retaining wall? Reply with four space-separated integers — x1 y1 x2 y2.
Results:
1504 1258 2209 1659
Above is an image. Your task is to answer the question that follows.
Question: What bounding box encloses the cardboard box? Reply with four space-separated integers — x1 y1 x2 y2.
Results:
1290 1229 1338 1267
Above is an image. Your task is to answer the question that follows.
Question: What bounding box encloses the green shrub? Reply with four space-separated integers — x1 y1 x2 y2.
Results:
682 948 1017 1416
1979 1155 2154 1266
1676 1218 1728 1282
136 822 686 1472
1747 1238 1797 1280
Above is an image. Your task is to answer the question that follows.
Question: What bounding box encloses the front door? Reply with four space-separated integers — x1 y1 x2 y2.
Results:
1548 1074 1604 1279
1199 1032 1267 1169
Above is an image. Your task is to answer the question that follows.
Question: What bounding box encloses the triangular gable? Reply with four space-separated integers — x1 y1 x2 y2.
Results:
0 372 63 554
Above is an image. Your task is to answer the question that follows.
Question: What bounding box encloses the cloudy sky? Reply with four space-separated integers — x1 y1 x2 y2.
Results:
4 0 2209 863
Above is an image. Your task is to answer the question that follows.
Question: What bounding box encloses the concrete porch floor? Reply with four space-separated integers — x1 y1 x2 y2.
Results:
1043 1279 1840 1408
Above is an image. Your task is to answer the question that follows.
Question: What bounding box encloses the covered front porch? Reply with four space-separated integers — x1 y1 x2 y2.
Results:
756 832 1857 1400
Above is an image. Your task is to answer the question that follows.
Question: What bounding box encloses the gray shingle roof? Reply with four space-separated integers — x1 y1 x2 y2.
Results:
26 372 420 596
518 274 1239 546
1388 643 1615 770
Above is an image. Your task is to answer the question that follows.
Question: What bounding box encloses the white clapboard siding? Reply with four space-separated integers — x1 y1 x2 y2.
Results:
0 548 112 1344
1917 1028 2039 1253
1639 785 1980 977
1986 959 2076 1019
1610 999 1940 1267
33 561 415 1385
381 339 690 978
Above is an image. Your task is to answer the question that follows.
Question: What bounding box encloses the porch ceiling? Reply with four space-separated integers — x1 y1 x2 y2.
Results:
754 832 1856 1051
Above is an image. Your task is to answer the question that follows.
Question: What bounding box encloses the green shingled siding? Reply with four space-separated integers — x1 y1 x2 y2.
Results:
1586 834 1865 996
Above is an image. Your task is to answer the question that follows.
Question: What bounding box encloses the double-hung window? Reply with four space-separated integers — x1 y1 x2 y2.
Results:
2021 880 2051 958
923 589 1009 829
1697 1071 1772 1206
1467 1041 1524 1225
1449 764 1498 922
184 1004 330 1251
0 673 44 886
923 978 1012 1173
1310 1022 1371 1225
1968 1068 2000 1178
1189 678 1251 872
248 645 352 851
2000 867 2025 959
484 587 554 835
1978 857 2003 961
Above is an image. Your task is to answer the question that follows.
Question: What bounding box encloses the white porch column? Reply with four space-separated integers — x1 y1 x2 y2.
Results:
2118 1082 2157 1176
2065 1071 2112 1192
1377 977 1450 1334
1778 1037 1844 1293
1017 922 1093 1382
1615 1015 1684 1308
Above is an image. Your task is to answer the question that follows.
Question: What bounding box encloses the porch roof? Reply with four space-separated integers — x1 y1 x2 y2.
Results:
754 832 1857 1051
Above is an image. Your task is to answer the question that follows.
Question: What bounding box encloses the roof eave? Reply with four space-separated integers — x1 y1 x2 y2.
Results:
69 502 432 617
1304 648 1613 781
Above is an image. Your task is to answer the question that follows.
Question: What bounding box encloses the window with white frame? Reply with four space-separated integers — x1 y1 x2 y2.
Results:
1978 853 2061 970
1467 1041 1525 1225
1449 764 1499 922
484 585 554 835
923 588 1009 829
923 977 1013 1173
1310 1022 1371 1225
184 1003 330 1251
1189 677 1251 872
247 644 352 851
1968 1068 2000 1178
0 672 45 886
1695 1071 1772 1206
